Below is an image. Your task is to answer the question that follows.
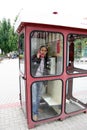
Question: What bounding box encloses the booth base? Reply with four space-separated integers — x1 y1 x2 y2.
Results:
37 102 61 120
66 99 85 113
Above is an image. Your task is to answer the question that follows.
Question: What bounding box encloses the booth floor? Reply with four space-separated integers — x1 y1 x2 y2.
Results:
0 59 87 130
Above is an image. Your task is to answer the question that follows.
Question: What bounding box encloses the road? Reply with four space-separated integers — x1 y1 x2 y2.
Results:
0 58 19 105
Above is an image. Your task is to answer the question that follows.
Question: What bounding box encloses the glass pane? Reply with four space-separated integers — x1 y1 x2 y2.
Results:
30 31 63 77
67 34 87 74
66 77 87 114
20 76 26 115
31 79 62 121
19 33 25 73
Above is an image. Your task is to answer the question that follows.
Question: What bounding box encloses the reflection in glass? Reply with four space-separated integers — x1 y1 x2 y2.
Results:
66 77 87 113
30 31 63 77
19 33 24 73
31 80 62 121
67 34 87 74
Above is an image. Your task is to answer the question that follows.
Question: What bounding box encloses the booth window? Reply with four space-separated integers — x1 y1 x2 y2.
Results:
19 33 25 74
19 76 26 115
30 31 63 77
19 33 26 116
65 77 87 113
31 79 62 121
67 34 87 74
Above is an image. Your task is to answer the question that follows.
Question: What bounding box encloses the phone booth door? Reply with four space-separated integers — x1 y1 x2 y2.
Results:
28 30 64 127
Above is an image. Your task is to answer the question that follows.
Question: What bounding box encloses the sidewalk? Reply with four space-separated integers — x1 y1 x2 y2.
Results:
0 59 87 130
0 105 87 130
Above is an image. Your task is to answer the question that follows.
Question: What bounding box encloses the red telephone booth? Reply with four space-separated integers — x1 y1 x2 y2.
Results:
15 10 87 128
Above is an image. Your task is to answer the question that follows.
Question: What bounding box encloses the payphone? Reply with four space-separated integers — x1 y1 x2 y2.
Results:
16 11 87 129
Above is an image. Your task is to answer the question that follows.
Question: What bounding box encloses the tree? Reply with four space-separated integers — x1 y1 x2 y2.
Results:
0 18 18 54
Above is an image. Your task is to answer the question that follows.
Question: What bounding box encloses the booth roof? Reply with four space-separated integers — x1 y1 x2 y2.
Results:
15 8 87 32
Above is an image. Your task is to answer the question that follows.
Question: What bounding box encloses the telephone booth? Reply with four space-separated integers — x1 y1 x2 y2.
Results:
15 10 87 128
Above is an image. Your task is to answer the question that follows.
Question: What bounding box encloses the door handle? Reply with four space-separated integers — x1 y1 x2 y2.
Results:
20 72 26 80
22 76 26 80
